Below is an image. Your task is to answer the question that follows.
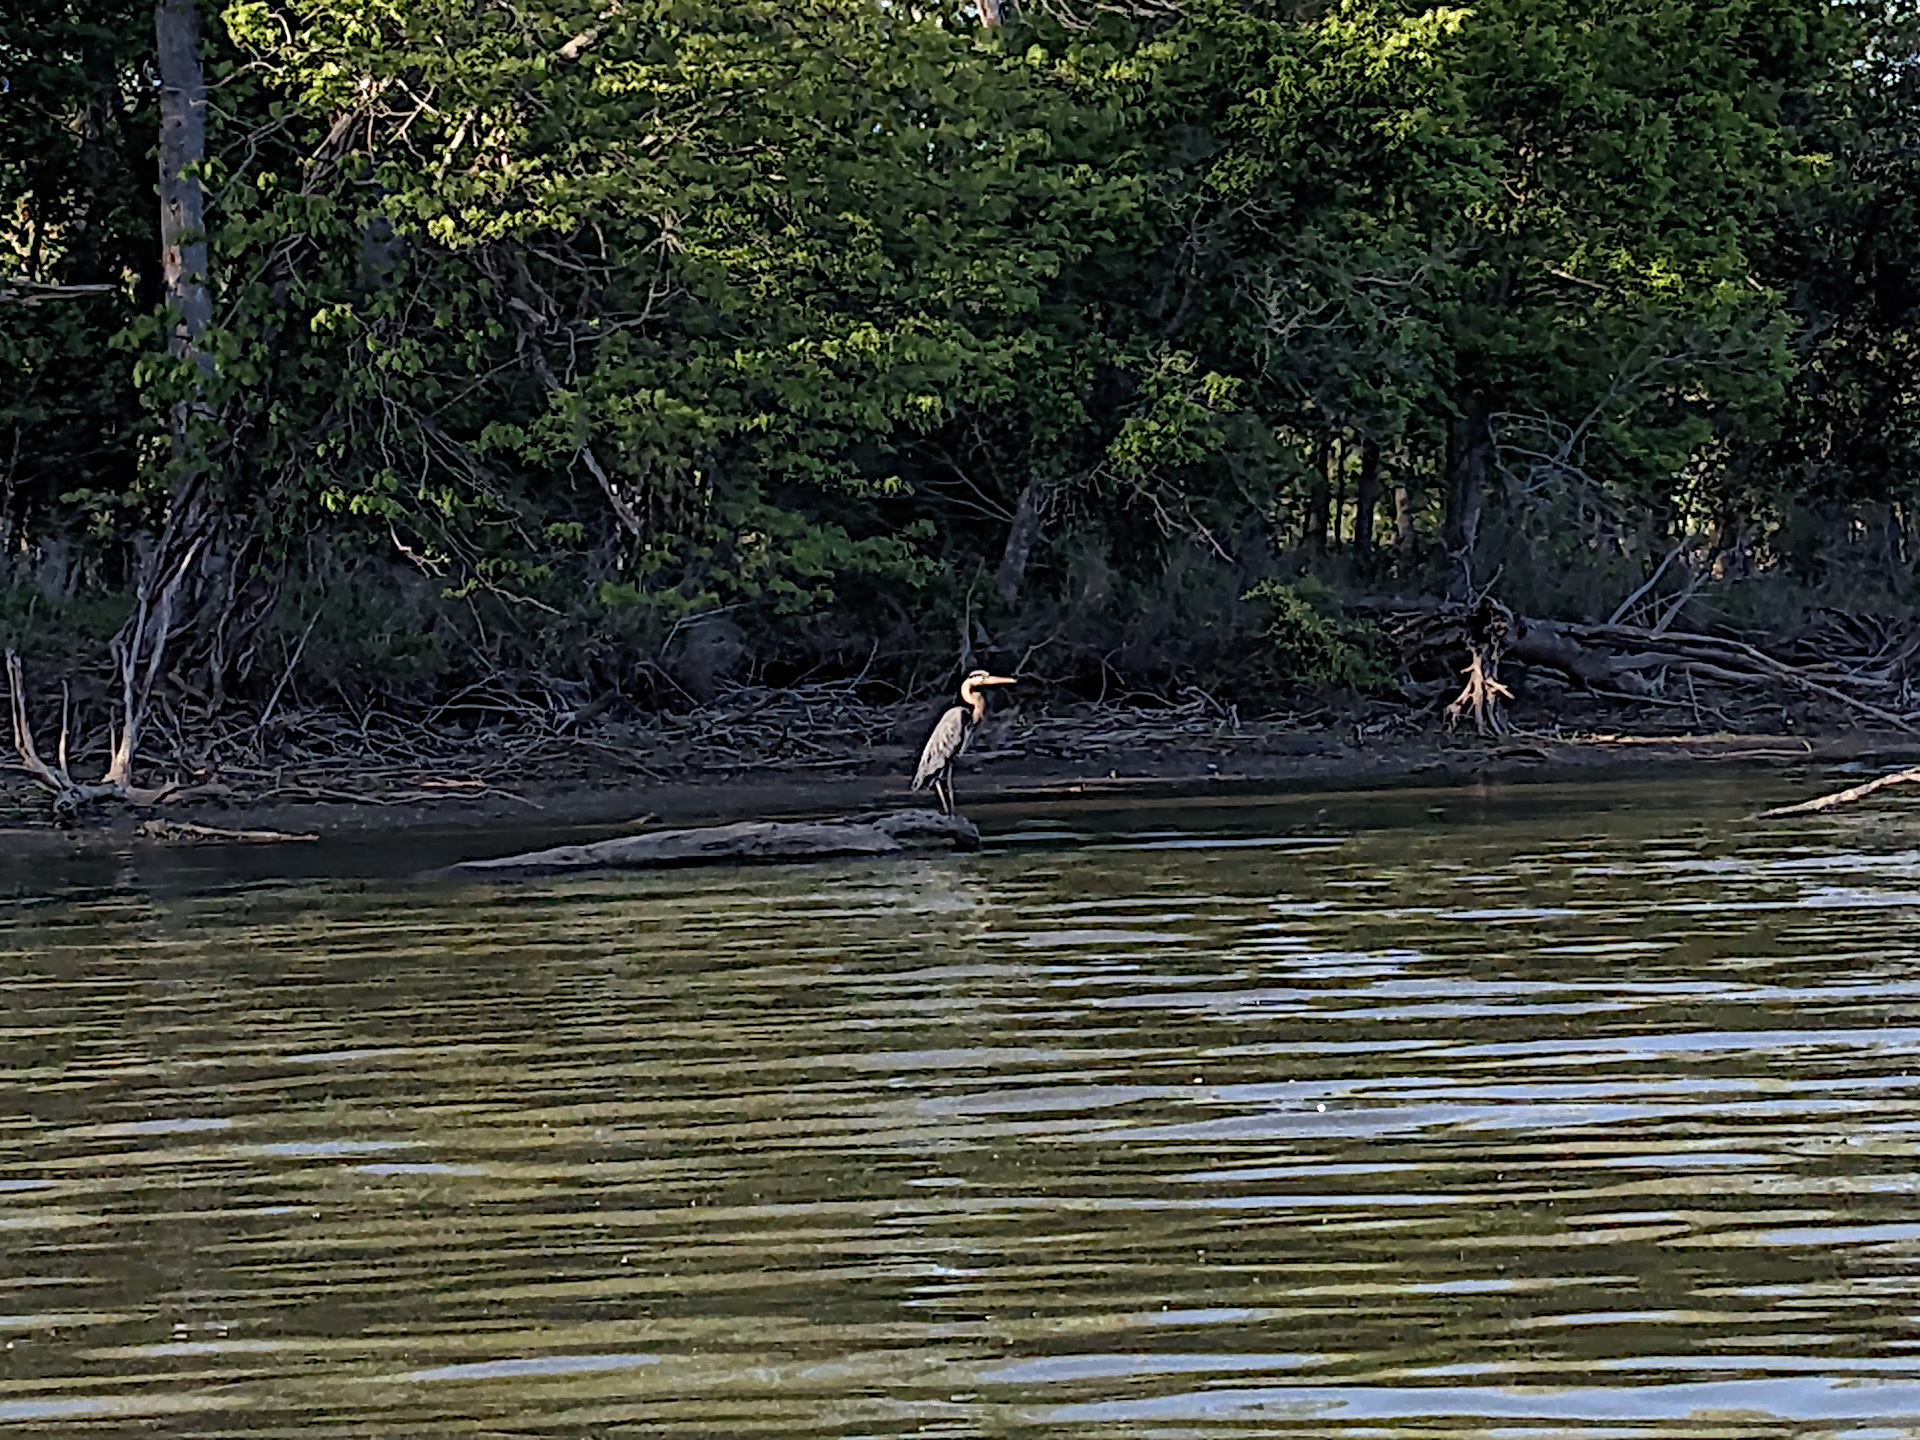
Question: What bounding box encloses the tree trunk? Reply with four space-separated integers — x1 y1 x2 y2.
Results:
156 0 213 416
995 479 1044 606
1353 437 1381 565
103 0 218 792
72 38 123 289
358 212 404 294
1442 405 1489 584
1711 508 1750 580
1305 432 1331 554
1394 477 1416 574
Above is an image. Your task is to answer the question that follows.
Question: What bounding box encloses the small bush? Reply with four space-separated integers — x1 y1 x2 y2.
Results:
1244 578 1394 692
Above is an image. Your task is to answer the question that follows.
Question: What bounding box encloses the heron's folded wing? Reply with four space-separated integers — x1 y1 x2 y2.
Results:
913 706 968 787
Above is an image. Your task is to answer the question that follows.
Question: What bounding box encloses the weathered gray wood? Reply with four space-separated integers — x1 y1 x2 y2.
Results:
995 479 1044 605
156 0 213 381
1756 765 1920 819
438 809 979 879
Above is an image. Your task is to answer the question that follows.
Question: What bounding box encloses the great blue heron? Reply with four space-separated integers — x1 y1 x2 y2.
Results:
913 669 1015 815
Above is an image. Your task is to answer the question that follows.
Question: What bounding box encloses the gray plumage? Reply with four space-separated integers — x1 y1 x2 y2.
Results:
912 669 1014 816
913 704 973 788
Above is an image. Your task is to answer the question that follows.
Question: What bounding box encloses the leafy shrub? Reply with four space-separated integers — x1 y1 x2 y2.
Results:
1244 578 1394 692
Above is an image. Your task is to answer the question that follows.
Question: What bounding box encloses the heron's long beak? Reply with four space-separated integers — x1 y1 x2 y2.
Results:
979 675 1017 686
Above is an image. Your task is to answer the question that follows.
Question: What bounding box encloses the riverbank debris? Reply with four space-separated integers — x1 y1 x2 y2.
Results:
435 808 979 879
1443 595 1516 736
133 819 319 843
1755 765 1920 818
1369 598 1920 735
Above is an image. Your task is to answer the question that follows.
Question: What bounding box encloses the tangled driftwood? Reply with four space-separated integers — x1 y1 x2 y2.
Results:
436 809 980 879
1367 598 1920 735
1443 596 1516 736
5 537 207 813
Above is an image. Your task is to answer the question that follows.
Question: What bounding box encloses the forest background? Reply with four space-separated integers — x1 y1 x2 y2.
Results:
6 0 1920 776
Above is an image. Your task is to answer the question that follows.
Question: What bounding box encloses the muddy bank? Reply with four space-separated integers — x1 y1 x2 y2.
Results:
15 587 1920 860
0 718 1910 860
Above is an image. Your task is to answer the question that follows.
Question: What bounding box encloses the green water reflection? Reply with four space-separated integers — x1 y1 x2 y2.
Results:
0 777 1919 1435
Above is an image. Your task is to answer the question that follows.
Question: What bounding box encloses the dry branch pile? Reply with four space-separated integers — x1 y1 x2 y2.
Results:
0 669 1284 822
542 684 1268 779
12 589 1920 826
1366 599 1920 736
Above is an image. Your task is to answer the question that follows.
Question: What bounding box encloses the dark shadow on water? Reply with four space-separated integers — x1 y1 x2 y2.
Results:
0 770 1813 904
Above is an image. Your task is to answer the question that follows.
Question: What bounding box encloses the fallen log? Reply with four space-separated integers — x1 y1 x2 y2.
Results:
1755 766 1920 819
434 808 980 879
1561 621 1920 733
1358 595 1920 734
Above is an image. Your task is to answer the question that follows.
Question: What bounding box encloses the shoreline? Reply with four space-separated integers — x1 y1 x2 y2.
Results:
0 724 1907 861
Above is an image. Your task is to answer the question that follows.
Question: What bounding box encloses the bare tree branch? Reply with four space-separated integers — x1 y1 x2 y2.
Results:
0 279 116 306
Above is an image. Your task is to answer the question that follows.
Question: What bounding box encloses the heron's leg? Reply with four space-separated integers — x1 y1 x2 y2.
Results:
936 771 953 816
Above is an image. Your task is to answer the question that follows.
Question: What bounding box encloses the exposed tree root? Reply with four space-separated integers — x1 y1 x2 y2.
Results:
1444 596 1515 736
5 538 209 814
7 652 174 813
1368 596 1920 736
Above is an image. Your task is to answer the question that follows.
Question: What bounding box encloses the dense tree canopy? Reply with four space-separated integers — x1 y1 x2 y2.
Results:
1 0 1915 709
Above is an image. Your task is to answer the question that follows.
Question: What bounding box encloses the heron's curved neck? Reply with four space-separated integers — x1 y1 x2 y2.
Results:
960 679 987 723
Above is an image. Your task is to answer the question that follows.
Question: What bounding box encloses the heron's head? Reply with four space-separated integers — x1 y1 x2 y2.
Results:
959 669 1016 706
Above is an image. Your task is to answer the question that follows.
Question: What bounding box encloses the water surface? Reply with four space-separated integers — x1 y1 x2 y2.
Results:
3 776 1920 1436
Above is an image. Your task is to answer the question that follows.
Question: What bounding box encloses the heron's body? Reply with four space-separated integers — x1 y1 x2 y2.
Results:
912 670 1014 815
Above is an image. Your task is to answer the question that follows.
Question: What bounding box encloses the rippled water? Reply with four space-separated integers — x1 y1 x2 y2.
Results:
7 776 1920 1435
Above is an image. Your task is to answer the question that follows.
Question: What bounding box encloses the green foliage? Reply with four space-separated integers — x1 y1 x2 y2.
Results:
1 0 1914 705
0 0 161 560
1244 577 1393 692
